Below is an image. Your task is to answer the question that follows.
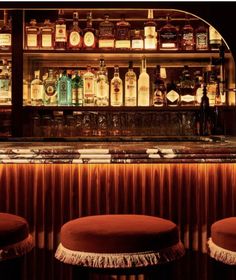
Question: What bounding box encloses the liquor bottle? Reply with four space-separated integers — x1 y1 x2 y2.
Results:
181 17 195 51
131 30 143 50
153 65 166 106
195 24 208 51
209 26 222 50
83 12 97 50
194 71 204 105
83 65 96 106
159 15 178 51
55 10 67 50
200 81 210 136
57 70 72 105
25 19 39 50
23 77 29 106
98 14 115 50
115 15 131 49
0 59 11 104
179 65 195 106
206 65 219 106
43 69 57 105
30 70 44 106
0 10 11 51
144 9 157 50
125 61 137 106
71 70 83 106
40 19 54 50
96 59 109 106
110 65 123 106
68 12 83 50
166 80 179 107
138 58 150 106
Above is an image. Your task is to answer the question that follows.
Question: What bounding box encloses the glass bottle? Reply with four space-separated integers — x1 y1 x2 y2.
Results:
206 65 219 106
55 10 67 50
83 12 97 50
166 80 179 107
115 15 131 50
0 59 11 105
57 70 72 105
30 70 44 106
40 19 54 50
125 61 137 106
110 65 123 106
194 71 204 105
181 17 195 51
153 65 166 107
83 65 96 106
25 19 39 50
71 70 83 106
138 58 150 106
68 11 83 50
195 24 208 51
131 30 143 50
43 69 57 105
179 65 195 106
98 14 115 50
96 59 109 106
23 77 29 106
144 9 157 50
159 15 178 51
0 10 11 51
209 26 222 51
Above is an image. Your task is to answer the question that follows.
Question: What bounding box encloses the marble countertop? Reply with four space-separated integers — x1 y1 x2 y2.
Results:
0 136 236 163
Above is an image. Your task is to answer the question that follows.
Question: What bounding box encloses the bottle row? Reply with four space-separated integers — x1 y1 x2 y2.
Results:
22 9 223 52
24 58 225 108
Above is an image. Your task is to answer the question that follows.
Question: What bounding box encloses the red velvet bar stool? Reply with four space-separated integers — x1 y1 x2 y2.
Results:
208 217 236 265
55 214 185 269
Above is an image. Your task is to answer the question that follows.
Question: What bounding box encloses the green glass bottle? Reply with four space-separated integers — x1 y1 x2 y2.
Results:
58 70 72 105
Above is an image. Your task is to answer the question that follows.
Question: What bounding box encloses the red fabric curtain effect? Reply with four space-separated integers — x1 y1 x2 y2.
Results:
0 163 236 253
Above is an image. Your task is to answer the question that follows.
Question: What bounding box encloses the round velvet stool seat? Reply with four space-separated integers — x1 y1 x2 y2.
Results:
55 214 185 269
208 217 236 265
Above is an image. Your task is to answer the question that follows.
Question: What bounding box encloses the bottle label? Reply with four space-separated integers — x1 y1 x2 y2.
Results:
27 34 37 47
115 40 131 49
125 80 136 106
131 39 143 49
55 24 67 42
144 26 155 37
196 33 208 49
84 31 95 47
144 37 157 49
45 82 56 97
69 31 81 46
0 34 11 46
138 85 149 106
99 26 113 37
182 32 194 49
98 39 114 48
207 84 217 106
42 34 52 48
84 77 95 97
72 88 78 104
181 94 195 103
166 90 179 103
0 79 10 98
59 81 67 103
111 80 122 106
31 84 44 100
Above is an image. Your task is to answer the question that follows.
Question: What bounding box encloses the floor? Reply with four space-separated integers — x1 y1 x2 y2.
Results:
0 248 236 280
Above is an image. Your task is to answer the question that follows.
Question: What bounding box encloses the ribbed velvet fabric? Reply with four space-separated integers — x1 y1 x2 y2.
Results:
0 163 236 254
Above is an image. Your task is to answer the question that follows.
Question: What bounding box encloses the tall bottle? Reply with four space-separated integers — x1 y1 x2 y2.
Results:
0 59 11 104
68 12 83 50
83 12 97 50
25 19 39 50
194 71 204 105
96 59 109 106
0 10 11 51
195 24 208 51
83 65 96 106
206 65 219 106
30 70 44 106
115 15 131 49
144 9 157 50
57 70 72 105
181 16 195 51
138 58 150 106
43 69 57 105
159 15 178 51
55 10 67 50
98 14 115 50
125 61 137 106
110 65 123 106
153 65 166 106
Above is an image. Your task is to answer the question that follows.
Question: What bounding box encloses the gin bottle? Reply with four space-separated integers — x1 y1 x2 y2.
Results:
125 61 137 106
138 58 150 106
110 65 123 106
166 81 179 107
30 70 44 106
83 66 96 106
43 69 57 105
96 59 109 106
57 70 72 105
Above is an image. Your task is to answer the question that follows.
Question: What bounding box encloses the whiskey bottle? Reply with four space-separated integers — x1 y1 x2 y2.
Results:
43 69 57 105
83 65 96 106
98 14 115 50
115 16 131 49
209 26 222 50
68 12 83 50
30 70 44 106
144 9 157 50
96 59 109 106
166 81 179 107
57 70 72 105
195 24 208 51
83 12 97 50
125 61 137 106
71 70 83 106
110 65 123 106
138 58 150 106
159 15 178 51
179 65 195 106
181 17 195 51
0 59 11 104
55 10 67 50
41 19 54 50
153 65 166 107
25 19 39 50
0 10 11 51
131 30 143 50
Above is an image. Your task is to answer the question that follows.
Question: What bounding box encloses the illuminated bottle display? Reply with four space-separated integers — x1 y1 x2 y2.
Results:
153 65 166 106
111 65 123 106
68 12 83 50
83 12 96 50
83 66 96 106
159 15 178 50
115 16 131 49
144 9 157 50
0 10 11 51
25 19 39 50
41 19 54 50
138 58 150 106
96 59 109 106
125 61 137 106
55 10 67 50
30 70 44 106
57 70 72 105
98 14 115 49
43 69 57 105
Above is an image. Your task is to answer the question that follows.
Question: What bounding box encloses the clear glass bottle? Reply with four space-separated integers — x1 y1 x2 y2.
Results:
0 10 11 51
57 70 72 105
131 30 143 50
98 14 115 50
159 15 178 51
68 11 83 50
166 80 179 107
55 10 67 50
138 58 150 106
71 70 83 106
96 59 109 106
25 19 39 50
179 65 195 106
195 24 208 51
153 65 166 107
110 65 123 106
144 9 157 50
115 15 131 49
0 59 11 105
83 65 96 106
30 70 44 106
125 61 137 106
209 26 222 51
43 69 57 105
83 12 97 50
40 19 54 50
181 17 195 51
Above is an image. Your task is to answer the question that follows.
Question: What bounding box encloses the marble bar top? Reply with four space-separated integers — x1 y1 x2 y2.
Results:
0 136 236 163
